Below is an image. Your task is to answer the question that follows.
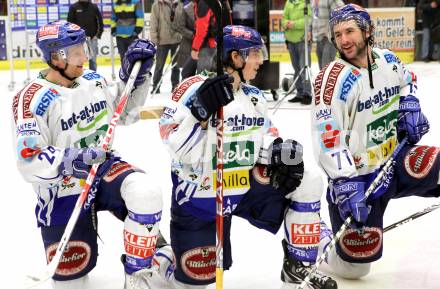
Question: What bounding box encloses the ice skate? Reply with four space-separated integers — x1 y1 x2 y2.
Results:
281 240 337 289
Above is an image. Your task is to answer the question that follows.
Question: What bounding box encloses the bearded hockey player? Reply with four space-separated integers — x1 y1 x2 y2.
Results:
312 3 439 279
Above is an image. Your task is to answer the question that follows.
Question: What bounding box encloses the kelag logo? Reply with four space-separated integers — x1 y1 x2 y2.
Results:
212 141 254 169
366 110 397 148
61 100 107 131
357 86 400 113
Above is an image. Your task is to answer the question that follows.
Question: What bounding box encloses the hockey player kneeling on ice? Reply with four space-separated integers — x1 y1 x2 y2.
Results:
159 24 337 289
312 4 440 280
12 21 174 289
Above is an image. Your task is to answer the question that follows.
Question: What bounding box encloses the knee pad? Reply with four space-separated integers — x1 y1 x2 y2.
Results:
52 275 89 289
121 172 163 273
283 171 324 263
121 172 163 215
327 248 371 279
286 170 324 203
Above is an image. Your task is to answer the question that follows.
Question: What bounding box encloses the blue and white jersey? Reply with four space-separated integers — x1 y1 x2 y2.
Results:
312 48 417 180
12 69 149 226
159 75 279 220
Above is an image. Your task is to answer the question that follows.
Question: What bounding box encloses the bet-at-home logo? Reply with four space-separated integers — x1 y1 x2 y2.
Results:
366 110 397 148
212 141 254 169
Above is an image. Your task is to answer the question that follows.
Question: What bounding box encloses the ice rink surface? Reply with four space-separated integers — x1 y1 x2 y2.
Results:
1 60 439 289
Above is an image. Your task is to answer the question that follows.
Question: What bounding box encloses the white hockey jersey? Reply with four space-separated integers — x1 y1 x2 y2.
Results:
12 69 149 226
159 75 278 220
312 48 416 180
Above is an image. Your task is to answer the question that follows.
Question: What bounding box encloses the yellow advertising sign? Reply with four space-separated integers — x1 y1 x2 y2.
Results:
369 8 415 62
269 10 290 63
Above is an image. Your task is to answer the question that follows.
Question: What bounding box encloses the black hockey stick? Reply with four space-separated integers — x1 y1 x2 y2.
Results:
384 202 440 233
203 1 224 288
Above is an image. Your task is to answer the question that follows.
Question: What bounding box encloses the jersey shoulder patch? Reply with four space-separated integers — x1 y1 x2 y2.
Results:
15 81 48 121
172 75 205 103
82 70 104 80
33 86 61 117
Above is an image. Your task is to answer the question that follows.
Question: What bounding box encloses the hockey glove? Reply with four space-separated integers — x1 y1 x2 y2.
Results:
330 179 371 227
59 147 113 180
119 39 156 87
267 138 304 194
397 95 430 144
189 75 234 122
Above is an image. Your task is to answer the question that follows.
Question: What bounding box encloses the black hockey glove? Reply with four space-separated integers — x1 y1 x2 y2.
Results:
267 138 304 194
189 75 234 122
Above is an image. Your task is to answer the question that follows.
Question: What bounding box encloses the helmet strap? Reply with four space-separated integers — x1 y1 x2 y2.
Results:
363 31 374 89
229 60 246 83
48 61 77 82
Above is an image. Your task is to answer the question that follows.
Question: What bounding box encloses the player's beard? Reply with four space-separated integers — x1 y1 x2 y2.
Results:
337 38 368 64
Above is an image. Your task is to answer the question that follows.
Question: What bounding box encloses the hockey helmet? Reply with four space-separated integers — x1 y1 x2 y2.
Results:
36 21 89 64
223 25 268 63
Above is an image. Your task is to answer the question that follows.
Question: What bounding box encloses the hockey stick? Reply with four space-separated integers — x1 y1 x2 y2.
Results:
384 201 440 233
297 138 408 289
24 61 142 288
110 33 116 81
203 0 224 288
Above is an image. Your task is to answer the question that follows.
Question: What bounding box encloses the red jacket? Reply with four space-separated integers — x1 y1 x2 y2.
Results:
192 0 217 51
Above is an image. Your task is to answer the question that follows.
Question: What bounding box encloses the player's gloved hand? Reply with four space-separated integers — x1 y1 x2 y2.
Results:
59 147 112 179
397 95 430 144
267 138 304 194
111 27 116 37
119 39 156 87
330 179 371 227
189 75 234 122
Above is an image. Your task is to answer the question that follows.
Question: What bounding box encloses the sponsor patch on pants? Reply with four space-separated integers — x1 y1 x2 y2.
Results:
181 246 216 281
46 240 91 276
404 146 440 179
339 227 382 259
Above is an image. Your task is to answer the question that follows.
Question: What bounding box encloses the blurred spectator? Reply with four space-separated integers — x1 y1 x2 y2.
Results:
172 0 197 80
283 0 312 105
111 0 144 62
419 0 440 61
68 0 104 71
192 0 231 74
311 0 344 70
150 0 182 93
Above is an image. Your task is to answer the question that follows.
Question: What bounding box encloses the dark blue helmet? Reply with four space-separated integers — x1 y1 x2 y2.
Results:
223 25 268 62
329 4 374 45
36 21 86 63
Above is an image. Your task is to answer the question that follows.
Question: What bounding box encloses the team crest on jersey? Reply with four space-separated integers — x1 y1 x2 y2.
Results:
46 241 91 276
181 246 216 281
404 146 440 179
339 227 382 259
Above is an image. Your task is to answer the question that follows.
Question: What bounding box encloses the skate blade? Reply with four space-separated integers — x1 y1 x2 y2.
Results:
281 281 313 289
